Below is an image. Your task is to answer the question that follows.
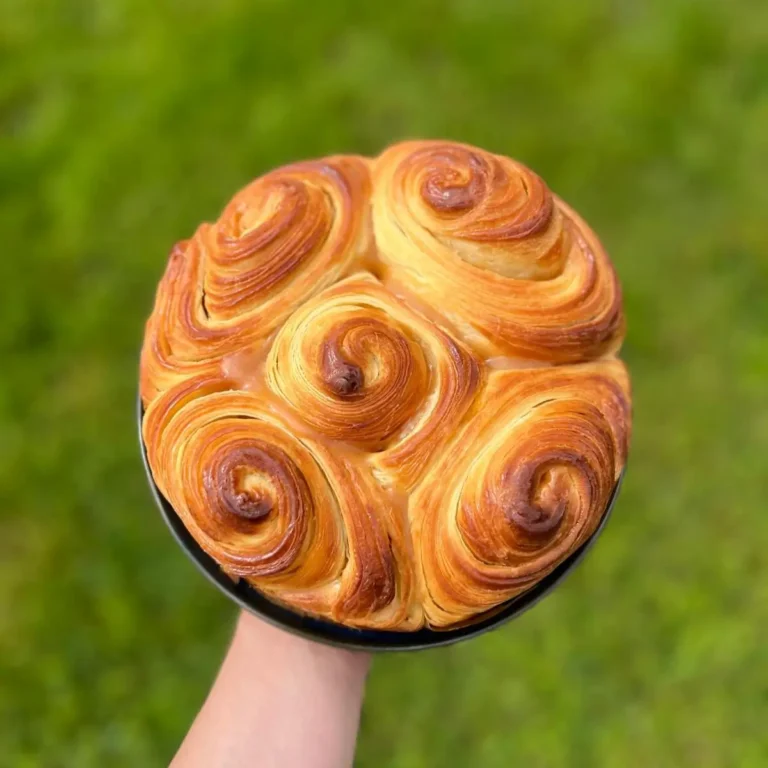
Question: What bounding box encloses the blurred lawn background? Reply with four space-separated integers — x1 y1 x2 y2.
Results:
2 0 767 765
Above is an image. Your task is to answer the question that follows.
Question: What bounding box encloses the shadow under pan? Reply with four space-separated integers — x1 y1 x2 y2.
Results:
138 397 624 651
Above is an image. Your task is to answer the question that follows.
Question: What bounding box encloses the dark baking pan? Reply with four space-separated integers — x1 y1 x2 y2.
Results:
139 396 624 651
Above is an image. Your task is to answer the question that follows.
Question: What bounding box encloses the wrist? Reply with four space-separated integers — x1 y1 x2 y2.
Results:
232 610 371 693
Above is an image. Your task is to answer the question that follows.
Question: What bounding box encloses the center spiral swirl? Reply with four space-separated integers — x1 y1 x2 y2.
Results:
270 304 427 448
267 273 481 489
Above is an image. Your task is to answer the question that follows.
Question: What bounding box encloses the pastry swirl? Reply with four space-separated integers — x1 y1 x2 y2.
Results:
143 376 417 629
141 140 631 631
372 141 624 362
411 361 629 627
266 273 481 490
140 156 371 402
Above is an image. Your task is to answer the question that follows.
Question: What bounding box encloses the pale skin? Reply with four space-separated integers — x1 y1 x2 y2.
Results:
172 611 371 768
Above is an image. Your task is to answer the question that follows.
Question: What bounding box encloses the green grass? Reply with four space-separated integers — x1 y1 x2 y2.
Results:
2 0 768 765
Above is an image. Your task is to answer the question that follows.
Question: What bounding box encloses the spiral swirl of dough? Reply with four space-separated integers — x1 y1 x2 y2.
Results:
142 376 418 629
140 156 371 403
266 273 481 490
372 141 623 362
412 360 630 627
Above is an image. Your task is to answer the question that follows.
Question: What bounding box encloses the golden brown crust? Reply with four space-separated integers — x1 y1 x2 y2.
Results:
140 141 631 631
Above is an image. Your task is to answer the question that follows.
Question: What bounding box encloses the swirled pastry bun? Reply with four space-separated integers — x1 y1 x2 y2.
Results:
141 141 631 630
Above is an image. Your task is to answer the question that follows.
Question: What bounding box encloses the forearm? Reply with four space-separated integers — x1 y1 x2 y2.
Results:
172 612 371 768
